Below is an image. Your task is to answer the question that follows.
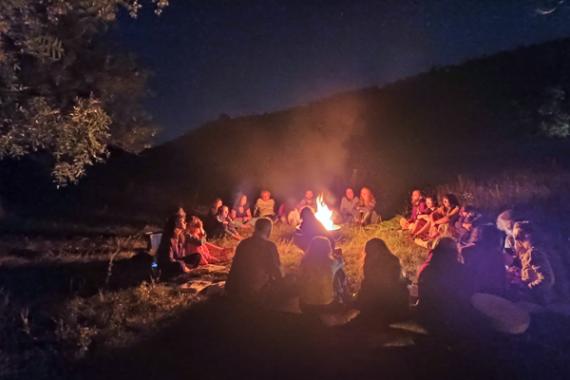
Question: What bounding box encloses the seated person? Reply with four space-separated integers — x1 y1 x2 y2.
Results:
356 187 381 225
254 190 276 219
211 205 242 240
225 218 283 304
461 224 506 296
507 221 555 304
339 187 360 223
156 208 201 277
298 236 350 315
205 198 223 235
410 195 438 236
454 205 482 247
496 209 516 258
413 193 460 242
287 190 317 226
400 189 427 231
231 193 252 226
185 216 232 265
417 237 474 332
356 238 409 324
293 206 331 252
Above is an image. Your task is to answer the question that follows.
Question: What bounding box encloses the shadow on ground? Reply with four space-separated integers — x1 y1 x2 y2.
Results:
73 296 570 380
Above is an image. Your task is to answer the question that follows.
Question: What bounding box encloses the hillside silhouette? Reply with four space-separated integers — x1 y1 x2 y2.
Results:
3 38 570 221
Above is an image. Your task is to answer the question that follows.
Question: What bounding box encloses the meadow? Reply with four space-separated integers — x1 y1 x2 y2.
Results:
1 168 570 379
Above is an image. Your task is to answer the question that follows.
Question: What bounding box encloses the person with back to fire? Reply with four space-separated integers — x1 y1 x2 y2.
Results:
400 189 427 231
225 218 283 304
356 238 409 325
298 236 352 315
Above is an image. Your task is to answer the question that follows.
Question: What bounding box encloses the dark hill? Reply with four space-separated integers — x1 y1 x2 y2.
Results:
3 38 570 221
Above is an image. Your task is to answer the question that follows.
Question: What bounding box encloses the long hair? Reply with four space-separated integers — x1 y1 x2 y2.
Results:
443 193 459 210
363 238 401 280
360 187 376 206
301 236 333 270
429 237 460 268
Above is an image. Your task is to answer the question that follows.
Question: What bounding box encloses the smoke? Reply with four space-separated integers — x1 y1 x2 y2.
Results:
225 93 367 199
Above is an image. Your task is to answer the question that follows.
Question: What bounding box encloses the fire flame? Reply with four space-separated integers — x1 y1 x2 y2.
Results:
315 194 339 231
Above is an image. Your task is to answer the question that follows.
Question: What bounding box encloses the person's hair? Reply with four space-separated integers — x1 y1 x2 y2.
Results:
496 209 515 233
302 236 333 268
233 193 248 209
473 224 502 250
300 206 316 221
254 217 273 236
364 238 401 279
360 187 375 204
514 220 533 242
188 216 204 230
442 193 459 209
425 195 437 206
411 189 422 197
430 237 459 267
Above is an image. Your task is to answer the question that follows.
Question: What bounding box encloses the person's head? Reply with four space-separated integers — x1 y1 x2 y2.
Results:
430 237 460 266
212 198 223 210
411 189 422 204
175 207 187 229
425 196 437 209
345 187 355 200
304 190 314 200
303 236 333 268
188 216 205 235
260 190 271 201
473 224 502 250
364 238 401 275
442 194 459 210
254 217 273 239
496 209 515 234
235 193 248 207
360 187 375 202
218 205 230 218
513 221 533 245
461 205 479 222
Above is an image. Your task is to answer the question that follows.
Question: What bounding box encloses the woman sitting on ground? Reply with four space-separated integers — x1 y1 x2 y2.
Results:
293 206 331 251
185 216 232 265
417 237 474 332
156 208 201 277
212 205 242 240
413 194 460 241
298 236 350 315
356 187 380 225
339 187 360 224
231 193 252 227
454 205 483 247
357 238 409 324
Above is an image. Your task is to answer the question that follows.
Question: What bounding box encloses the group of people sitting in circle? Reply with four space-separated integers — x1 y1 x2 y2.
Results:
155 186 556 333
202 187 381 241
400 189 556 307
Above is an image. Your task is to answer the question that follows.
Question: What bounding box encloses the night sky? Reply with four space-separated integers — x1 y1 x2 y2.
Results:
114 0 570 142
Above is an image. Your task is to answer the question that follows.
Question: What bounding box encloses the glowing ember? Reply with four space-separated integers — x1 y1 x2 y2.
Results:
315 194 340 231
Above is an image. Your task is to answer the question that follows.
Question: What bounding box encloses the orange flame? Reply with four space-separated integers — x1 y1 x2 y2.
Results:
315 194 339 231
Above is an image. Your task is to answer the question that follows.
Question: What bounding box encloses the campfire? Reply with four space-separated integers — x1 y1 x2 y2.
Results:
315 194 341 231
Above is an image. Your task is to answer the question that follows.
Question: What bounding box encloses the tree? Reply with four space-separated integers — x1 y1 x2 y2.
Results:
539 87 570 138
0 0 169 185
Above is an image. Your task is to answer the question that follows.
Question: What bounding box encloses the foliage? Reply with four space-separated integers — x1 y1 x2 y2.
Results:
539 87 570 138
0 0 167 185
